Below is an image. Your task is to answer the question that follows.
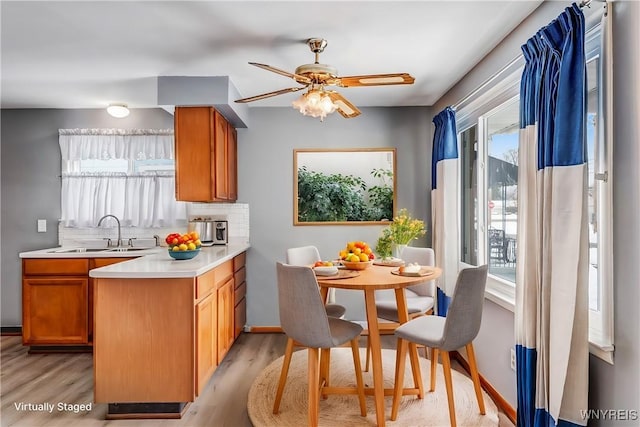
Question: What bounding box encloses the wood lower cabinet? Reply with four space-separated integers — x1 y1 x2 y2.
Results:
22 257 133 347
174 106 238 202
233 253 247 338
22 276 89 345
195 291 217 396
93 251 247 412
216 263 235 363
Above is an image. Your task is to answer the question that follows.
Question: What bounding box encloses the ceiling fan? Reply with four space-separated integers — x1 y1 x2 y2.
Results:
235 38 415 120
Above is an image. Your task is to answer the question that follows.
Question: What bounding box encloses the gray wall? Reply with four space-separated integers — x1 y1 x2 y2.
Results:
0 108 174 326
1 106 431 327
237 106 432 324
431 0 640 413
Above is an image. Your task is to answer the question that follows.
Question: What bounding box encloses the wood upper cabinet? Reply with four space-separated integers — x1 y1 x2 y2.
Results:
174 106 237 202
227 123 238 201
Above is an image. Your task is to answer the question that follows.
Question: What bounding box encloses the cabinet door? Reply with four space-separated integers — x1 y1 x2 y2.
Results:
216 277 234 363
195 291 217 396
234 297 246 339
227 122 238 201
213 110 229 200
174 106 215 201
22 277 88 344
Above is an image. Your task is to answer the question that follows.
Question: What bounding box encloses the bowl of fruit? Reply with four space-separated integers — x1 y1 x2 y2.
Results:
165 232 202 260
339 241 375 270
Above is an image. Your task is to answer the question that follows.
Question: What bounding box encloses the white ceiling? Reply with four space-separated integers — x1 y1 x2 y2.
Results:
0 1 542 110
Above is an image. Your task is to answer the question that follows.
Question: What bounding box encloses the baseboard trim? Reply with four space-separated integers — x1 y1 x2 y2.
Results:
248 326 283 333
451 350 516 424
1 326 22 336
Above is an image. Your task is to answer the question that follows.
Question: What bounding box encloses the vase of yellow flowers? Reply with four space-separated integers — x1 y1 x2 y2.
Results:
375 208 426 259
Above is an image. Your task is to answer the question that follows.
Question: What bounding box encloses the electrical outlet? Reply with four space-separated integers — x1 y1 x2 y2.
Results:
37 219 47 233
510 348 516 371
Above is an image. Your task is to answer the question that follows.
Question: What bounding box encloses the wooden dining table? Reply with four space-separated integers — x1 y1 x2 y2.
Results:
316 264 442 427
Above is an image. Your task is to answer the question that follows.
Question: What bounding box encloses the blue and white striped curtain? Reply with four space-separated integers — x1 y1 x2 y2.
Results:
431 107 459 316
515 4 589 427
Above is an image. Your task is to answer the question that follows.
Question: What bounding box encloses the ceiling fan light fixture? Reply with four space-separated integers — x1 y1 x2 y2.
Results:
107 103 130 118
292 88 337 121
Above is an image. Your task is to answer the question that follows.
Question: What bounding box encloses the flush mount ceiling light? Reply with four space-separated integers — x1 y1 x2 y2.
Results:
106 103 130 118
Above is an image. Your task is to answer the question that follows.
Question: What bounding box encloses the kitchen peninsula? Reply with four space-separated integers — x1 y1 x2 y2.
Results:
89 243 249 419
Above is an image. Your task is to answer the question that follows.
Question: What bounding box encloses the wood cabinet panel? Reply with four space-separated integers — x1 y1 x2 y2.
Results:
233 251 246 271
174 106 237 202
233 267 246 289
23 259 88 276
234 280 246 304
88 257 135 345
227 123 238 201
216 277 234 363
94 277 194 403
195 291 217 396
214 110 228 200
216 260 234 286
196 268 216 301
234 297 246 339
90 257 135 269
22 277 88 344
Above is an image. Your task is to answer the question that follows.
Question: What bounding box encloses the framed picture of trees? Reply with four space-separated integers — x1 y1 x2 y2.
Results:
294 148 396 225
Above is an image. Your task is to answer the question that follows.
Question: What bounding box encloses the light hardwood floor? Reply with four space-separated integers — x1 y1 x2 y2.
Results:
1 333 514 426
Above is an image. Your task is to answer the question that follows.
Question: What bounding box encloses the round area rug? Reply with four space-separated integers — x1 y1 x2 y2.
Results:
248 347 499 426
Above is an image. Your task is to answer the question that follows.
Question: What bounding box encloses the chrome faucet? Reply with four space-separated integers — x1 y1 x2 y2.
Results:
97 214 122 247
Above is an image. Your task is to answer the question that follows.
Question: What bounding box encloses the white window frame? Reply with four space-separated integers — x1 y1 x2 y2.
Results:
454 22 613 363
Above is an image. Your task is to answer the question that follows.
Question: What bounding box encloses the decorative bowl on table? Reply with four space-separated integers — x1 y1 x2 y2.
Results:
168 248 201 260
341 260 374 271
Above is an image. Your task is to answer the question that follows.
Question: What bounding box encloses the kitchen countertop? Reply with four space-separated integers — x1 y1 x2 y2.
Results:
19 246 163 258
19 243 250 279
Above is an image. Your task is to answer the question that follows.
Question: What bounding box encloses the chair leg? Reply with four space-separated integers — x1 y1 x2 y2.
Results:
273 337 295 414
441 351 457 427
391 338 408 421
466 343 486 415
430 348 438 392
350 338 367 417
364 335 371 372
308 347 320 427
319 348 331 399
408 342 424 398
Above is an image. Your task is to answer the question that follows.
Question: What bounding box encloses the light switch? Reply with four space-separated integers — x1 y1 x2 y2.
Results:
37 219 47 233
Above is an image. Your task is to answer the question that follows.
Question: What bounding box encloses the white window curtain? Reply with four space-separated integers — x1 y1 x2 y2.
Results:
59 128 187 228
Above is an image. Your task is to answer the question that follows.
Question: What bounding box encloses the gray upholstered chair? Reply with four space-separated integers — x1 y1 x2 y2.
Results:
272 263 366 426
365 246 436 370
391 265 488 427
286 245 346 318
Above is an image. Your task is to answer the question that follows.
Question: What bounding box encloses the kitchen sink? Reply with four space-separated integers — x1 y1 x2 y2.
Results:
49 248 109 253
106 247 155 252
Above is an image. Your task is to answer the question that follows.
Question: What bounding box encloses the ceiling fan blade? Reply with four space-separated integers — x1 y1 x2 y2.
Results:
235 86 307 103
327 91 361 118
249 62 312 84
336 73 415 87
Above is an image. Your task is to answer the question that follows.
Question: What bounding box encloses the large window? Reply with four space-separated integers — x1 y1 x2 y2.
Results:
456 21 613 362
459 96 519 288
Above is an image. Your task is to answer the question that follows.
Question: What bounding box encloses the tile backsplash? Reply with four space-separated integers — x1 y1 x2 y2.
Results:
58 203 250 247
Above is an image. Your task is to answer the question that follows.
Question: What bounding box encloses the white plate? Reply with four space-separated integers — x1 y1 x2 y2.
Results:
314 266 339 276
